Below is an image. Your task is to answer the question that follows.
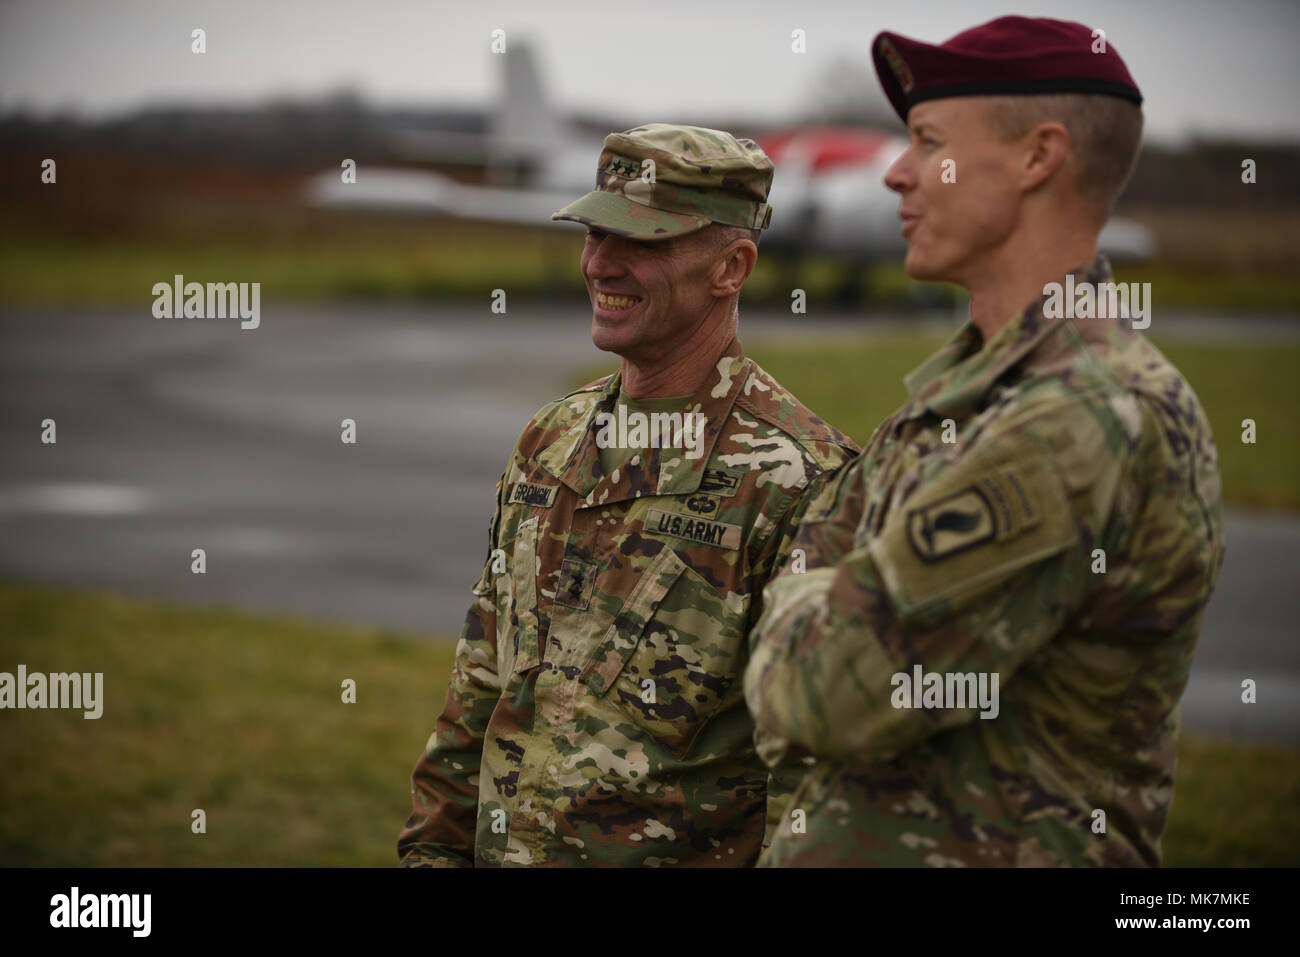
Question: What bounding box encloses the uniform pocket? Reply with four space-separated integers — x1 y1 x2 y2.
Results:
587 547 746 758
500 515 540 677
579 545 685 696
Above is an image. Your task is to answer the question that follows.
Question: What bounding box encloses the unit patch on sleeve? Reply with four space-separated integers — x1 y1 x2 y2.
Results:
871 438 1078 619
906 467 1046 562
907 487 995 562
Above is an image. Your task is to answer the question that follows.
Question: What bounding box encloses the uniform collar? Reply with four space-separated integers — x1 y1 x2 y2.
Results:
899 253 1113 422
536 337 751 506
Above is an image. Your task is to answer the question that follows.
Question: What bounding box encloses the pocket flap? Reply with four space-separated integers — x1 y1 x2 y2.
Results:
580 546 686 696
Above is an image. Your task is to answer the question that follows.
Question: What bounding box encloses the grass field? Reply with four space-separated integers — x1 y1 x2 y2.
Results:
3 224 1300 312
0 583 1295 867
573 334 1300 512
0 232 582 306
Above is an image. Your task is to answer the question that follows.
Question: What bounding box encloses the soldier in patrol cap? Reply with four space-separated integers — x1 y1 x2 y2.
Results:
744 16 1225 866
398 123 858 866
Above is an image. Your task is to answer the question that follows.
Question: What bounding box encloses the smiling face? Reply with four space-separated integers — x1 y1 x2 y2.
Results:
883 98 1026 287
580 226 727 362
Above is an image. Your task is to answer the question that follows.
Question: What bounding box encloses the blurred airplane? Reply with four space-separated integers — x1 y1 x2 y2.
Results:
306 43 1154 292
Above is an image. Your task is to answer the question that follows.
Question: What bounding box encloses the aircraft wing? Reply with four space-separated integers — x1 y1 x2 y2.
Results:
305 164 1156 262
304 167 581 228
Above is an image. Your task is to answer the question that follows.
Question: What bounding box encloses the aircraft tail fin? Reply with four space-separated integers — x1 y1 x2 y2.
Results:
489 41 567 182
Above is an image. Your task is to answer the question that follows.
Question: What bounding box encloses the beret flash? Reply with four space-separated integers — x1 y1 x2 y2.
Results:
872 16 1142 123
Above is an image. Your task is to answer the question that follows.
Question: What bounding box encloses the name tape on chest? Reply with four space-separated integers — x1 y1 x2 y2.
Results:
508 482 559 508
645 507 742 550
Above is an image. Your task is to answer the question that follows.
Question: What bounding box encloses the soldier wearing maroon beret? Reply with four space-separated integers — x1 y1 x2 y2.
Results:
745 17 1225 866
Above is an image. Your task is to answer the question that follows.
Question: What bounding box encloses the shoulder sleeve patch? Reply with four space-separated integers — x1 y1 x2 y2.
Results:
869 429 1078 619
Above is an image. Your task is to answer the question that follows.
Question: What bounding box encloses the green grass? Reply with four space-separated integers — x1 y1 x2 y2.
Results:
0 233 588 306
0 583 1295 866
3 229 1300 312
1155 340 1300 512
1163 735 1300 866
0 583 455 866
1117 266 1300 314
577 334 1300 511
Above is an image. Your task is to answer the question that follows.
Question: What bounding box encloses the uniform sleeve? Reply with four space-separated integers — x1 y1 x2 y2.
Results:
744 411 1120 766
743 461 852 848
397 470 509 867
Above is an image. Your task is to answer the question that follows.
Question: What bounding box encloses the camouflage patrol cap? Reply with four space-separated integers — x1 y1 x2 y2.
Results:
551 123 774 241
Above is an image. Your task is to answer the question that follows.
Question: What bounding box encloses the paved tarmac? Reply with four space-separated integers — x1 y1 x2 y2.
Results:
1 301 1296 744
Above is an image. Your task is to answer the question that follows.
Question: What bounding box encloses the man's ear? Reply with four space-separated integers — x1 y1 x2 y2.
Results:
1021 121 1071 194
710 239 758 297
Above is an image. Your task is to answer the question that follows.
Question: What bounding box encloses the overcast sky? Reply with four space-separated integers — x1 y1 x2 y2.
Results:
1 0 1297 144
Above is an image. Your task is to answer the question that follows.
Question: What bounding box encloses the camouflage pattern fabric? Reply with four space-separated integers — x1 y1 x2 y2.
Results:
399 336 858 866
551 123 774 240
744 255 1225 867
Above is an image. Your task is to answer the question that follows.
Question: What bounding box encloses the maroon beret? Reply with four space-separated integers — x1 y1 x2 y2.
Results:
872 16 1142 123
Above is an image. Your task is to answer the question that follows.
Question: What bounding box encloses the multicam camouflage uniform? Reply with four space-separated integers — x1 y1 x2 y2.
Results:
398 123 858 866
548 123 775 238
745 255 1225 867
398 339 857 866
